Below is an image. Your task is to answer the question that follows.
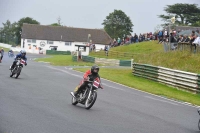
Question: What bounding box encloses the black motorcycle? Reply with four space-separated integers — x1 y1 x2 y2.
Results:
198 109 200 130
10 58 26 79
8 51 14 57
71 77 102 110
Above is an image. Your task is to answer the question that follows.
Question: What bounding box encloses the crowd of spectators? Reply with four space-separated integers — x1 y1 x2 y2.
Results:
110 28 200 51
110 32 157 47
157 28 200 51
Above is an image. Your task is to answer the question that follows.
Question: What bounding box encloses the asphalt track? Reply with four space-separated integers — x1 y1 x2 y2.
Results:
0 53 199 133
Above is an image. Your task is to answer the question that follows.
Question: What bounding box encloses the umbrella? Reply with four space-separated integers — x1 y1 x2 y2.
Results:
178 30 200 36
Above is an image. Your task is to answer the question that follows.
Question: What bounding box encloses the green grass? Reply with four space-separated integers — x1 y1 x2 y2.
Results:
90 41 200 73
0 47 9 52
36 55 95 66
74 67 200 106
35 44 200 106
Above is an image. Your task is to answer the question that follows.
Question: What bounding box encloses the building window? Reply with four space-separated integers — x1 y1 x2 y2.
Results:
65 42 71 46
47 41 54 44
27 39 36 43
32 39 36 43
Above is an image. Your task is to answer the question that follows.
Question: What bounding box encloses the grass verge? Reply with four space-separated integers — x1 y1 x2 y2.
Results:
74 67 200 106
90 41 200 73
35 55 95 66
0 47 9 52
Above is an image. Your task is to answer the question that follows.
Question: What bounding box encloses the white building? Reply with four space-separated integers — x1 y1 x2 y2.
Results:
21 24 112 55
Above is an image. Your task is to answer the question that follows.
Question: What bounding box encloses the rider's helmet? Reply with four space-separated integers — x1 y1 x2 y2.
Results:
21 50 26 56
91 65 99 74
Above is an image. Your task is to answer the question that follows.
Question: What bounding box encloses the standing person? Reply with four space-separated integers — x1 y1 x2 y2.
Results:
196 28 199 34
104 45 109 56
190 31 197 52
0 48 4 62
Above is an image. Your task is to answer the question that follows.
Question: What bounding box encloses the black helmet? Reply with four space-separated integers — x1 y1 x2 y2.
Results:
91 65 99 74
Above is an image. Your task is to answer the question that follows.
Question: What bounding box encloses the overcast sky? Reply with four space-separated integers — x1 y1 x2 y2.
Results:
0 0 199 34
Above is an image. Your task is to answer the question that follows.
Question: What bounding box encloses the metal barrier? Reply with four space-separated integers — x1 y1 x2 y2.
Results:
95 58 119 66
132 63 200 93
82 56 95 63
72 55 131 67
46 50 71 55
177 42 200 53
72 55 78 62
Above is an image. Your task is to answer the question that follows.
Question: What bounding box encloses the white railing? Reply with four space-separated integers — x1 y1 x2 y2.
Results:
132 63 200 93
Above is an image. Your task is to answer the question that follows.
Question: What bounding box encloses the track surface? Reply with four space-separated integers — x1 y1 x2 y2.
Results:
0 53 199 133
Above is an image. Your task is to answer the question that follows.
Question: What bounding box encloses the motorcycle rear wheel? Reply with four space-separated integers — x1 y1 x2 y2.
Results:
198 119 200 130
85 91 97 110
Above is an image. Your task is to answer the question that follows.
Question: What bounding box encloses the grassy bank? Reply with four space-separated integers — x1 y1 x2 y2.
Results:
74 67 200 106
36 55 95 66
90 41 200 73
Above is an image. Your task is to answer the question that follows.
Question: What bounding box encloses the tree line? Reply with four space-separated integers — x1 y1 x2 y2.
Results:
1 3 200 45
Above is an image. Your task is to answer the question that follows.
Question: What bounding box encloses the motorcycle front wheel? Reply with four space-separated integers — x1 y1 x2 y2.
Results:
71 96 78 105
15 72 20 79
198 119 200 130
85 91 97 110
10 71 13 77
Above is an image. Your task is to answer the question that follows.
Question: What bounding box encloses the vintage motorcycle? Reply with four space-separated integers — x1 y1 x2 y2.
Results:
70 77 102 110
10 58 26 79
8 52 14 57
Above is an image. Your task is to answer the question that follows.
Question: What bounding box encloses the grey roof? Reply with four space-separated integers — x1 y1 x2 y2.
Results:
178 30 200 36
164 26 200 32
175 26 200 31
21 24 112 45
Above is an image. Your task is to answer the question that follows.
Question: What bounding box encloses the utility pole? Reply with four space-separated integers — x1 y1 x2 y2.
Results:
57 16 61 25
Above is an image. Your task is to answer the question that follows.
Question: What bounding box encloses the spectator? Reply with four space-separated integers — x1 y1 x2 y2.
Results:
190 31 197 52
158 30 163 42
169 32 177 50
139 33 143 42
134 33 138 43
178 35 184 42
196 29 199 34
183 35 190 42
117 38 121 46
93 44 96 51
163 29 169 39
190 31 196 43
104 45 109 56
0 48 4 62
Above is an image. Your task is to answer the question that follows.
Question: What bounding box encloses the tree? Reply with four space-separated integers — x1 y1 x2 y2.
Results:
15 17 40 44
158 3 200 26
50 23 61 26
192 20 200 27
102 10 133 39
0 20 17 44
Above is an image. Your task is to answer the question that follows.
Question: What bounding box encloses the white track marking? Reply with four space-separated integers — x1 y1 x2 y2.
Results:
47 66 125 91
145 96 179 106
47 66 200 108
